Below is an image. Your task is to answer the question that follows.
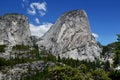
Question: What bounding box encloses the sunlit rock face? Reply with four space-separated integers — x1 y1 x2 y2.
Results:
37 10 102 61
0 14 32 46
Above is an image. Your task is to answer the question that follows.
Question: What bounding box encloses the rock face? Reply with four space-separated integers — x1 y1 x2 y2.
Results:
37 10 101 61
31 36 40 44
1 61 56 80
0 14 32 46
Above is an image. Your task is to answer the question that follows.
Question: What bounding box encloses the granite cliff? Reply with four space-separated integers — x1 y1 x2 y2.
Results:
0 14 32 46
37 10 102 61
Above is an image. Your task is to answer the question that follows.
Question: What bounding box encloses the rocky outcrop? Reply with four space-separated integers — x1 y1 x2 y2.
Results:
101 42 117 65
37 10 102 61
0 14 32 46
0 61 56 80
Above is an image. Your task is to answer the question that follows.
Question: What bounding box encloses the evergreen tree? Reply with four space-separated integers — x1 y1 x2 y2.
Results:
113 34 120 67
117 34 120 42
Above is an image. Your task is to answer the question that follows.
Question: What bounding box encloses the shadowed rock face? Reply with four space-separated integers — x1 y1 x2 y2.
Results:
0 14 32 46
37 10 102 61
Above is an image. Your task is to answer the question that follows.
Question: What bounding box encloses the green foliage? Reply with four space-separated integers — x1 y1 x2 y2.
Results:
29 48 39 56
21 67 49 80
34 49 57 63
113 51 120 67
57 55 61 62
112 34 120 67
12 45 30 50
10 57 34 66
102 46 109 56
101 42 120 56
103 60 110 71
0 57 35 67
117 34 120 42
0 45 6 52
58 57 101 70
40 50 48 55
21 65 111 80
114 42 120 50
102 36 120 67
38 53 57 63
91 69 111 80
59 57 81 68
109 70 120 80
48 66 87 80
79 64 87 73
0 58 9 67
113 42 120 67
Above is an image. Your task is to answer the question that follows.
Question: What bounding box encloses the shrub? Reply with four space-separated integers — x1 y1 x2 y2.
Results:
48 66 87 80
21 67 49 80
91 68 111 80
0 58 8 67
109 70 120 80
12 45 30 50
0 45 6 52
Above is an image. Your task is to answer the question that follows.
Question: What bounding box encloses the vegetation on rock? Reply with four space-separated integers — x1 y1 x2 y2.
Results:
0 45 6 52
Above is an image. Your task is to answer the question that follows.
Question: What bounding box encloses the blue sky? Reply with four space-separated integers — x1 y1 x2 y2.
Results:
0 0 120 45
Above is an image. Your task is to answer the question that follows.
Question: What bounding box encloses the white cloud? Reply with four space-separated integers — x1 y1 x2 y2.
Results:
39 11 46 16
35 18 40 24
22 0 29 8
30 23 53 37
27 2 47 16
27 9 36 15
92 33 99 38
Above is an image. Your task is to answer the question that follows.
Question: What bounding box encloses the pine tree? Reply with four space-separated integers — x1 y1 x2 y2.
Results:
117 34 120 42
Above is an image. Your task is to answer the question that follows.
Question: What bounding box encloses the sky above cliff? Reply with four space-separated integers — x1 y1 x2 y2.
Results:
0 0 120 45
